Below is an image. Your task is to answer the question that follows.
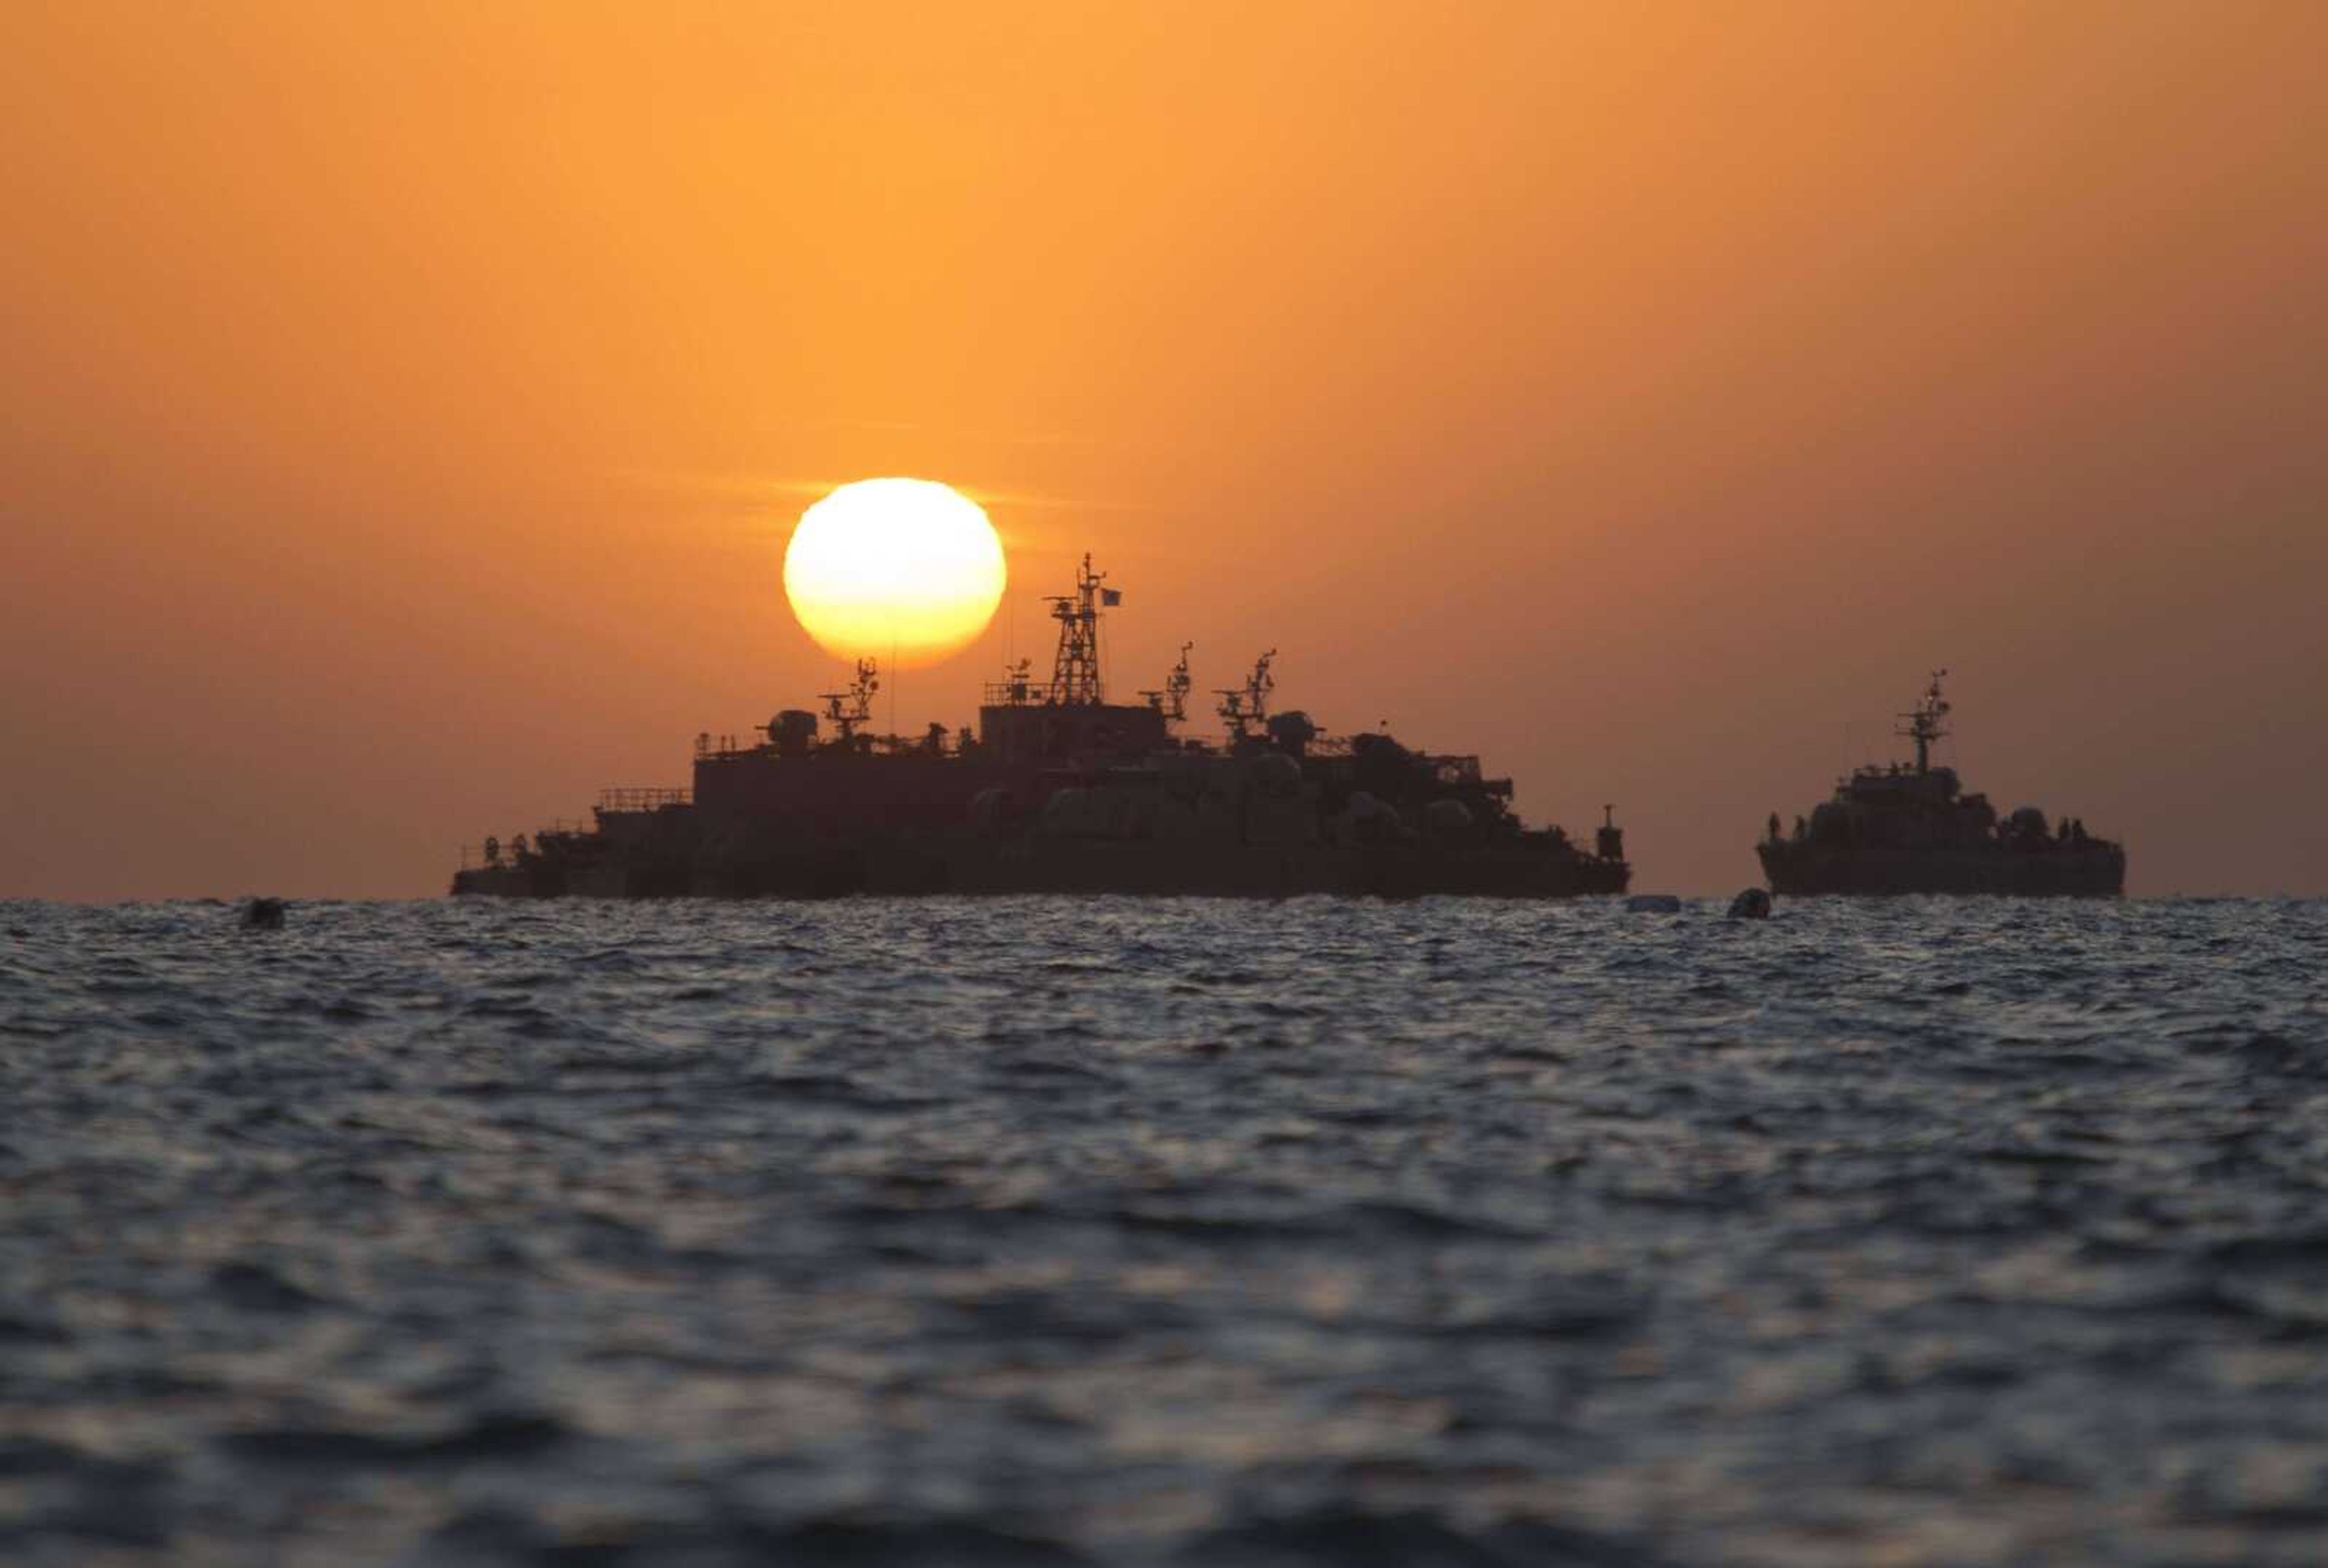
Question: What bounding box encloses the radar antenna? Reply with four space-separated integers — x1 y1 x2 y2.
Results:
1215 649 1276 741
819 657 880 746
1896 667 1951 774
1140 641 1194 726
1045 553 1114 705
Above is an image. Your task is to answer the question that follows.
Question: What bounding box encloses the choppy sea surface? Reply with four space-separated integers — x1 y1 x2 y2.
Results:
3 896 2326 1566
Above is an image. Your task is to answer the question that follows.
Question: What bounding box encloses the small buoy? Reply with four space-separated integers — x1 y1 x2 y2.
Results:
241 898 287 930
1625 894 1682 913
1727 887 1771 920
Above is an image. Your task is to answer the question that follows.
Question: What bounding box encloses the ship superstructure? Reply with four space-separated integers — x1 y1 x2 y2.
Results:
1756 672 2124 896
453 554 1629 898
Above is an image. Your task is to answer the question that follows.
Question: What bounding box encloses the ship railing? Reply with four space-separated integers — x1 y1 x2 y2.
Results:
597 787 691 813
871 733 955 756
458 820 594 870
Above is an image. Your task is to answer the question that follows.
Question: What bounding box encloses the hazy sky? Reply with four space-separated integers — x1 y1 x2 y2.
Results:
5 2 2323 899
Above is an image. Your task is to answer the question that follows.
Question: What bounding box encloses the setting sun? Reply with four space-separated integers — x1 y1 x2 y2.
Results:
781 479 1006 668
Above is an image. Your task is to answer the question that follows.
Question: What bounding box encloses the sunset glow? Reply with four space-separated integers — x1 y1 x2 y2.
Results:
782 479 1005 667
2 6 2324 898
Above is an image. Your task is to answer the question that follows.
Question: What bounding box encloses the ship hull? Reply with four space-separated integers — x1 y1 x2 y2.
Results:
1757 842 2124 897
884 840 1627 898
455 837 1628 900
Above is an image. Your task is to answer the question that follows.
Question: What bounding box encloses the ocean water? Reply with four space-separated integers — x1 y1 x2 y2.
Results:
2 895 2325 1566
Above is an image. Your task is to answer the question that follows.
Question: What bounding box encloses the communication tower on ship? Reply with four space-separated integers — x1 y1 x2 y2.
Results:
818 658 879 746
1216 650 1276 741
1045 553 1116 704
1141 642 1195 726
1896 669 1950 773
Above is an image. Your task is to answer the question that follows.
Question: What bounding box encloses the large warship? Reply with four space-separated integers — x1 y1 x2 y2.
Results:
452 555 1630 899
1758 672 2124 896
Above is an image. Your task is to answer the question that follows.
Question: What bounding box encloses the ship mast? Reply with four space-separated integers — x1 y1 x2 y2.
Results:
1216 649 1276 741
819 658 879 746
1896 668 1950 774
1140 642 1194 726
1045 553 1114 705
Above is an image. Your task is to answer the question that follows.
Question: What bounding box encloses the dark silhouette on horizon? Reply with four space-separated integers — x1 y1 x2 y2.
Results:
1757 672 2125 896
452 554 1630 900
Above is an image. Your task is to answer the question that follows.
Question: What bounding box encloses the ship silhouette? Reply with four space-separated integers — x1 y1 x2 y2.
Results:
453 555 1630 899
1758 672 2125 896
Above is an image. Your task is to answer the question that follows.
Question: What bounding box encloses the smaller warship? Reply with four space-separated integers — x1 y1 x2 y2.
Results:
1758 672 2124 897
452 554 1629 899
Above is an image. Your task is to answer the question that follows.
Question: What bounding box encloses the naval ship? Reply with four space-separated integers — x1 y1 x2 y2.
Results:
1757 672 2124 896
452 555 1630 899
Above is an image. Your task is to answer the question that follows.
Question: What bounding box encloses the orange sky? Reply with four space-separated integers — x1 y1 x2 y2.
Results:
4 2 2324 899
